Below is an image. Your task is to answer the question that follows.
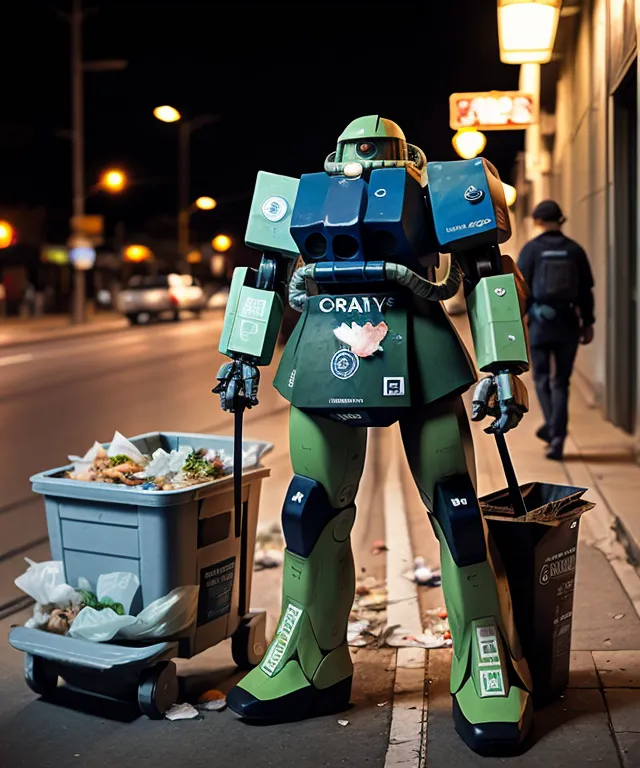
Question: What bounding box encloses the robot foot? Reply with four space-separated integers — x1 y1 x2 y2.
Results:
227 660 352 723
452 683 533 757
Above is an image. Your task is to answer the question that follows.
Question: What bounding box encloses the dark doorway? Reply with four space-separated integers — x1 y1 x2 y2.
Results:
609 63 638 434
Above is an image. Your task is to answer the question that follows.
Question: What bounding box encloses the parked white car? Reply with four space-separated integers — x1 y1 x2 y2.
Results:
116 274 207 325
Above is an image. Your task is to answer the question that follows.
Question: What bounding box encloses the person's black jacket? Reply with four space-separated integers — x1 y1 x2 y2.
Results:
517 230 595 329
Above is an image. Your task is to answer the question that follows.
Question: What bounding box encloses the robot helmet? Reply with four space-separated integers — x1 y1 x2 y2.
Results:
325 115 427 184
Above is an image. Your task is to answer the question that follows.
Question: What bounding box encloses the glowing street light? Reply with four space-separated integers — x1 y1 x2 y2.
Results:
212 234 232 252
498 0 562 65
124 244 152 262
153 105 181 123
0 220 15 249
195 196 217 210
502 182 517 207
186 249 202 264
101 168 127 192
452 128 487 159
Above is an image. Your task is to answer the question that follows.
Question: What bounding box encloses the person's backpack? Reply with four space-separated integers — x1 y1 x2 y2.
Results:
531 242 580 303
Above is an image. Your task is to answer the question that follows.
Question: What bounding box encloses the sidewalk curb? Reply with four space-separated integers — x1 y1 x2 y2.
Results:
0 319 128 351
383 427 426 768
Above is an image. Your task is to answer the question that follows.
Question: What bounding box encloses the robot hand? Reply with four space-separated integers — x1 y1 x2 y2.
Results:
212 359 260 413
471 371 529 435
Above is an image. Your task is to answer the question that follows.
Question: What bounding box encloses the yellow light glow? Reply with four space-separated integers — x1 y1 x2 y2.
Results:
153 105 181 123
124 244 152 262
502 182 517 207
0 220 14 249
212 234 232 252
498 0 561 65
451 128 487 160
195 196 217 210
101 169 126 192
186 250 202 264
210 254 225 275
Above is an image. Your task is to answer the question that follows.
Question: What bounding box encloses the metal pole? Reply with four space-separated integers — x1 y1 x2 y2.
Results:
178 121 190 259
71 0 85 325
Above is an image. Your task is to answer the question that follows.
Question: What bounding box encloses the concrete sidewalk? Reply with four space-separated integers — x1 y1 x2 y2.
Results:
0 312 128 349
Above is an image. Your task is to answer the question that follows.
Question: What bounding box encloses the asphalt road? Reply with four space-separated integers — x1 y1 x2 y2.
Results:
0 313 393 768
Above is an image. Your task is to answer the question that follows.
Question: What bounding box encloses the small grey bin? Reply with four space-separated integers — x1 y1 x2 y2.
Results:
9 430 273 718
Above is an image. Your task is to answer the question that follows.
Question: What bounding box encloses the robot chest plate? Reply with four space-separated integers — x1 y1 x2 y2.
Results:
289 168 436 270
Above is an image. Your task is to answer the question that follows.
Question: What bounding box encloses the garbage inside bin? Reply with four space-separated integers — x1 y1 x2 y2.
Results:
480 481 595 706
66 430 266 491
14 559 199 642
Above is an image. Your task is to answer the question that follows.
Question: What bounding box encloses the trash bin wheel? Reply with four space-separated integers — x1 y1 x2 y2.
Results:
232 611 268 670
137 660 179 719
24 653 58 698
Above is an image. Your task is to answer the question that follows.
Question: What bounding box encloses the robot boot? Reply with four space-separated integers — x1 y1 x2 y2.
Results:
432 476 533 756
227 476 356 722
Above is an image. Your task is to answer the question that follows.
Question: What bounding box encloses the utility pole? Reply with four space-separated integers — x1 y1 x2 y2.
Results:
57 0 128 325
178 122 190 258
71 0 85 325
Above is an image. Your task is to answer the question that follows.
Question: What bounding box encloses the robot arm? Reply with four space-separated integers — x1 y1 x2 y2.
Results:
426 158 529 433
214 172 300 412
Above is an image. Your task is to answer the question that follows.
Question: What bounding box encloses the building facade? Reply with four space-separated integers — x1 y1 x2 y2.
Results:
514 0 640 444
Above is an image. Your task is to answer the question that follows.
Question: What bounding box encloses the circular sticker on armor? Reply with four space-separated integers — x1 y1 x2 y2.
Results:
464 185 485 203
261 196 288 222
330 349 359 380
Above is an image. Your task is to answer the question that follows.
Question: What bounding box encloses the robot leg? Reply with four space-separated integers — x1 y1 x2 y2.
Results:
227 407 367 722
400 397 533 757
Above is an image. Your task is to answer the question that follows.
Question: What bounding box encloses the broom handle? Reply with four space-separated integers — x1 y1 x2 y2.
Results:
494 432 528 517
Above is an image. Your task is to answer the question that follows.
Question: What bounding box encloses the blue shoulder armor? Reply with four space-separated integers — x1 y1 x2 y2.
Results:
426 158 511 253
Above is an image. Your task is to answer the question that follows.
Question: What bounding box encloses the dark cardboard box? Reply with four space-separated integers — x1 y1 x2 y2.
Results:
480 482 595 706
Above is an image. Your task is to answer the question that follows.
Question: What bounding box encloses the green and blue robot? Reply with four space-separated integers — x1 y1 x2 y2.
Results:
214 116 533 756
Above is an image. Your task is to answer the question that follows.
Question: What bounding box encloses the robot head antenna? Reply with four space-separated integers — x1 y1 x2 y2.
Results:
325 115 426 184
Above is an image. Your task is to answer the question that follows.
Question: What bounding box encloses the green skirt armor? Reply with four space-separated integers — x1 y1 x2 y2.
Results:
273 292 477 426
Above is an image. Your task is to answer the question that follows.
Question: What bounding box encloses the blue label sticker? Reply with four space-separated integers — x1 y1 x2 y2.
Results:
331 349 359 380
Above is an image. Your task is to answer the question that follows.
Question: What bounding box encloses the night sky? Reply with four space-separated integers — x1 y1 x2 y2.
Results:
2 0 525 247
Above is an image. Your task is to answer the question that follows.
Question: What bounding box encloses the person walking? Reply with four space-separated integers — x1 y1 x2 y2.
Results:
517 200 595 460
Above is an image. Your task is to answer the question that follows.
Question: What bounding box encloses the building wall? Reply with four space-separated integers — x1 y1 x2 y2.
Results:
514 0 640 430
548 0 610 401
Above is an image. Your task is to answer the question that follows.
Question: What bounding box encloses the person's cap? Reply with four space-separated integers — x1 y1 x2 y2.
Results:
532 200 565 223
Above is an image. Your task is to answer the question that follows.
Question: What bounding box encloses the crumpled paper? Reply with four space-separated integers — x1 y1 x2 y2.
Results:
138 445 193 478
68 431 145 478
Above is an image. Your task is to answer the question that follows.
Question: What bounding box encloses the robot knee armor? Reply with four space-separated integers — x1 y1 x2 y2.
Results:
282 475 345 558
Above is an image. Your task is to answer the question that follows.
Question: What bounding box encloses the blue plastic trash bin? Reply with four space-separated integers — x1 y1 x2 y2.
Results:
9 430 272 717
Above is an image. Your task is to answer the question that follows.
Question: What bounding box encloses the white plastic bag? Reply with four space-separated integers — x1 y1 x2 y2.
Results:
68 607 137 641
14 559 81 608
116 586 199 641
96 571 140 614
69 584 199 642
69 570 142 641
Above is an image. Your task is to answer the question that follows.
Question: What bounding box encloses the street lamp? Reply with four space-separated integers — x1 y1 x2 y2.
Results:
497 0 562 64
124 244 152 262
100 168 127 192
153 105 181 123
153 106 220 257
502 182 517 207
452 128 487 159
0 220 15 249
212 234 232 252
195 196 217 210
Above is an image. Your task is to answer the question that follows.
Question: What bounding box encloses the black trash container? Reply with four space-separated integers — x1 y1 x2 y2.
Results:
480 481 595 707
